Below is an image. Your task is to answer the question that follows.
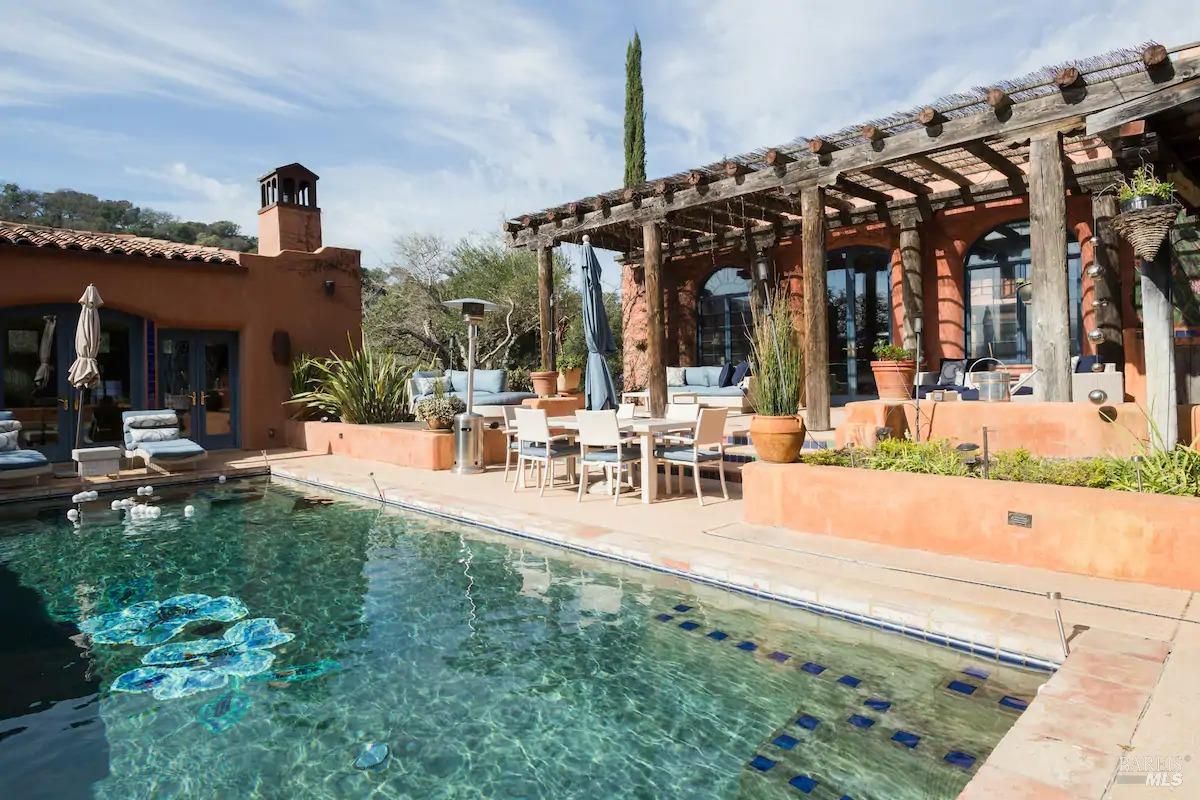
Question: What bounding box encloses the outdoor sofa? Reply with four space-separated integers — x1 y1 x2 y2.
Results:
0 411 53 484
666 364 751 412
410 369 536 418
122 410 207 473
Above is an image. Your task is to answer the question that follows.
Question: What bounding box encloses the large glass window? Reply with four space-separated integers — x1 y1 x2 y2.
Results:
697 267 753 365
964 221 1081 363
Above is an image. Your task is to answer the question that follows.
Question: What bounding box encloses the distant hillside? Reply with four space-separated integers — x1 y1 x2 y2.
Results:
0 182 257 252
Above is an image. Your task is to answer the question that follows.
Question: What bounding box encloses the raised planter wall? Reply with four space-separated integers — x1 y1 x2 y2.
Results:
286 421 507 470
742 461 1200 590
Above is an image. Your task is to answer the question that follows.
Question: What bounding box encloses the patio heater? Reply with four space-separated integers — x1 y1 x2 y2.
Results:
442 298 496 475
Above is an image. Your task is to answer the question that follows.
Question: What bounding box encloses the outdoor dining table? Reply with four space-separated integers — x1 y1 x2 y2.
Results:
545 416 697 504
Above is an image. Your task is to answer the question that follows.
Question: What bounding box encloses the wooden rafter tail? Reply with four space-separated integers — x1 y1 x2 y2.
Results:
566 202 584 221
593 196 611 213
621 187 642 208
1056 66 1083 90
686 170 707 187
985 87 1012 111
503 221 522 234
724 160 751 178
520 214 538 229
654 180 675 199
907 155 973 189
916 106 946 126
764 149 794 168
808 137 839 155
1142 43 1169 68
861 125 887 142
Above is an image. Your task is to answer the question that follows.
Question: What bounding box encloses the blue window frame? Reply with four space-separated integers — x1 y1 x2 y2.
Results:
696 267 753 365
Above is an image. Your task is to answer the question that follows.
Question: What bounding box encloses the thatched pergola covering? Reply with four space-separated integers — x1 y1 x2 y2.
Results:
505 41 1200 260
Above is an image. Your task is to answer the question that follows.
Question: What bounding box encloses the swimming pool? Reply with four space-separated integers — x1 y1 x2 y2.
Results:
0 478 1045 799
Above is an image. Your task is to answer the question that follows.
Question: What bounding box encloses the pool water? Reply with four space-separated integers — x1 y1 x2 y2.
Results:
0 479 1046 799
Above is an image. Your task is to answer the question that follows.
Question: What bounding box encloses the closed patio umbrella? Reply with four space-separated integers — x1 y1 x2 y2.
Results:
67 284 103 449
579 236 617 410
33 315 57 389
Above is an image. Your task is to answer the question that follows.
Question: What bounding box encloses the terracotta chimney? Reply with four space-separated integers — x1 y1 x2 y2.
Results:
257 163 321 256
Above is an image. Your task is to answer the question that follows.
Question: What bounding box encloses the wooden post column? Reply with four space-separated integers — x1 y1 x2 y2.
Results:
1090 194 1124 365
896 212 925 354
642 221 667 417
1141 250 1179 450
537 245 555 371
801 185 831 430
1028 133 1072 401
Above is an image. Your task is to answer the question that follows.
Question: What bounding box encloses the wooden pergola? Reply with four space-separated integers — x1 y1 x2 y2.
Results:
506 42 1200 426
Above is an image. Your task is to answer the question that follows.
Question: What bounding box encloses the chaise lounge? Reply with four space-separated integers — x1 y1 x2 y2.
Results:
122 410 207 473
0 412 53 484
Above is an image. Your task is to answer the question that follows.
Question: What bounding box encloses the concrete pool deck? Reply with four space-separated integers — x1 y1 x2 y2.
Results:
267 451 1199 798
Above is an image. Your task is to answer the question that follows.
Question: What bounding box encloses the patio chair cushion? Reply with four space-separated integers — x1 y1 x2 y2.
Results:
134 439 206 460
124 411 179 429
0 449 50 471
655 445 722 462
519 442 581 458
671 385 743 397
128 426 182 444
473 369 507 394
0 419 20 435
0 430 18 451
582 445 642 463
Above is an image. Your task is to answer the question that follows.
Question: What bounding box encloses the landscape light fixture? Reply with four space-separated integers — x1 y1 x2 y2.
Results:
1087 328 1104 342
441 298 497 474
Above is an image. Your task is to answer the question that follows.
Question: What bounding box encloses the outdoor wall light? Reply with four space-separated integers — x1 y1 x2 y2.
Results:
1016 281 1033 305
1086 264 1103 278
1087 389 1108 405
323 280 336 296
1087 328 1104 342
753 251 771 284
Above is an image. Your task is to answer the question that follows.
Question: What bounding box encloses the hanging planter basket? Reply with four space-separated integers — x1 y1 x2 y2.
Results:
1110 203 1182 262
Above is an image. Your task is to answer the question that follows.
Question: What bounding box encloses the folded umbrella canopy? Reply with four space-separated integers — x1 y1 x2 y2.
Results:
579 236 617 410
67 284 103 448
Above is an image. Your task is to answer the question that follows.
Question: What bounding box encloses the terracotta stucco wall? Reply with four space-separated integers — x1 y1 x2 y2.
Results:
620 194 1146 401
2 245 362 449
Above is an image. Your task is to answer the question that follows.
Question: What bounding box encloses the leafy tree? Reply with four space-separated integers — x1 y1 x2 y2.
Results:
623 31 646 188
0 182 257 252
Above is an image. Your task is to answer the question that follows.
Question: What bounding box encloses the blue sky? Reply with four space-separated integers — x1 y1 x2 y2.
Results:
2 0 1197 288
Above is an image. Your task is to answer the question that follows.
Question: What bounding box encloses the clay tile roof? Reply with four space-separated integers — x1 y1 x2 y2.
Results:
0 221 242 264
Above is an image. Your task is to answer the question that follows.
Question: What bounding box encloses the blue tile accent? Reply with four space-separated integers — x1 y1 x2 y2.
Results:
788 774 819 794
863 698 891 712
655 613 674 622
795 714 820 731
846 714 875 729
736 641 758 652
800 662 826 675
944 751 976 770
768 651 791 663
891 730 920 748
673 604 693 612
999 695 1029 712
707 630 729 641
837 675 862 688
947 680 977 696
679 620 700 631
749 754 776 772
963 665 990 680
773 733 799 750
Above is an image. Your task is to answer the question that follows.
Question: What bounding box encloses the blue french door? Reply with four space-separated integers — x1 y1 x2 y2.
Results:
0 305 144 462
157 331 239 450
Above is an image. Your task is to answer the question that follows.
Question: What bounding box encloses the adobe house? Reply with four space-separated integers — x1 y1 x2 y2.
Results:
0 163 362 458
505 42 1200 448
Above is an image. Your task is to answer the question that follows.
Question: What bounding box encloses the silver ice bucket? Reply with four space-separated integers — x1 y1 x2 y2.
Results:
973 371 1011 402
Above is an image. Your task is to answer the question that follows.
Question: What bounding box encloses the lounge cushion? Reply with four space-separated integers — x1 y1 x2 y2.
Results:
0 449 50 471
0 419 20 434
700 366 724 386
133 439 206 460
128 426 182 444
670 385 743 397
582 445 641 463
519 442 580 458
414 390 535 406
124 411 179 429
0 430 19 451
412 370 442 379
446 370 470 393
655 445 722 462
473 369 506 394
683 367 710 387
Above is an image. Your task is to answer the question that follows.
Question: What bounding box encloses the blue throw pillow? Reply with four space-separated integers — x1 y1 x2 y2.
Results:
474 369 505 394
0 411 12 421
717 364 734 388
731 361 751 385
447 370 470 393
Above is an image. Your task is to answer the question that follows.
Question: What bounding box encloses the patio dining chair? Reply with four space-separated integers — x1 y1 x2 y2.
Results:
617 403 637 420
502 406 520 482
512 408 580 497
660 401 702 445
575 410 642 506
658 407 729 506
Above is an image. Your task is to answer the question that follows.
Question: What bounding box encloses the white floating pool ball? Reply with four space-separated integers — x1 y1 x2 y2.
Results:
218 475 227 484
66 509 80 522
184 505 196 518
111 500 122 510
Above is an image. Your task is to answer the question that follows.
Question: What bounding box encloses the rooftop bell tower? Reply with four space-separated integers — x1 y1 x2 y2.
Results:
257 163 321 256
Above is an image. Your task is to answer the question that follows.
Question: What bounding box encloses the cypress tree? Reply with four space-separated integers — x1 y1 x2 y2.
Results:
623 32 646 188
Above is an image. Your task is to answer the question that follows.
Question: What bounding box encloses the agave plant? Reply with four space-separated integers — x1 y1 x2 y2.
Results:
287 338 412 424
748 292 804 417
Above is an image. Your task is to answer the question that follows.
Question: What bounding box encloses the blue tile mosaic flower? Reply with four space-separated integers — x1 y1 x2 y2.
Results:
80 593 249 646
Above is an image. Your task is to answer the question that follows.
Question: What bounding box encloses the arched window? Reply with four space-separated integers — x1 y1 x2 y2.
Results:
697 266 753 365
964 221 1081 363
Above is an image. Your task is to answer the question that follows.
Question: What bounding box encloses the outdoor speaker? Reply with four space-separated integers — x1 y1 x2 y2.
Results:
272 330 291 366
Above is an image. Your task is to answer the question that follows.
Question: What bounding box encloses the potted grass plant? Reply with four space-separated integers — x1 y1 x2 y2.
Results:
870 341 916 400
414 381 465 430
748 293 805 463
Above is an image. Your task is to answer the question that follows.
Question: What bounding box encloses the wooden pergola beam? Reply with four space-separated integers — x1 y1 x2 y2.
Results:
506 53 1200 248
962 140 1026 184
860 166 933 196
829 178 893 205
907 154 973 188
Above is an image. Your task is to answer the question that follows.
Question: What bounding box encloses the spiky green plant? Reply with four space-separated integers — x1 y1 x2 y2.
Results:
287 353 326 420
748 293 804 416
287 338 412 424
1112 164 1175 203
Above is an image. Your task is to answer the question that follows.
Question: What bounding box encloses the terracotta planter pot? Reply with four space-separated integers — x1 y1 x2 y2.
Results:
750 415 805 463
870 360 916 400
426 418 451 431
530 370 559 398
557 367 582 394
